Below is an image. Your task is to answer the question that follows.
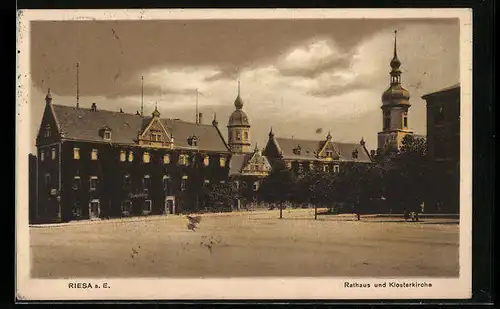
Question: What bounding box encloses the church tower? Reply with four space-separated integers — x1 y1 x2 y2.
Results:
377 30 413 151
227 81 251 153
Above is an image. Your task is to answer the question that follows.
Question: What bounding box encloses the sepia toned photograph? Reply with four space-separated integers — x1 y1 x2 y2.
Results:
16 9 472 300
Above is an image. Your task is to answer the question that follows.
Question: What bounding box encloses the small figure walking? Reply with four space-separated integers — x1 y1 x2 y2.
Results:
356 213 361 221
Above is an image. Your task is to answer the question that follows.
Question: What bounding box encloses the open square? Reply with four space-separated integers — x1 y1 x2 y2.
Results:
30 209 459 278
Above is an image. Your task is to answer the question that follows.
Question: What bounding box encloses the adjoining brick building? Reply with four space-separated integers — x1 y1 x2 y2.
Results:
422 83 460 213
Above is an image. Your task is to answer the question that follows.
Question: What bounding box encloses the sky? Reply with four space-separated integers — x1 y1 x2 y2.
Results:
29 18 460 154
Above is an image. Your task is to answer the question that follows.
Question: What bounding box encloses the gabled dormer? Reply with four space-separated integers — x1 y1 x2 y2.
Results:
36 89 61 147
317 132 340 161
241 144 272 176
137 106 173 148
99 125 112 141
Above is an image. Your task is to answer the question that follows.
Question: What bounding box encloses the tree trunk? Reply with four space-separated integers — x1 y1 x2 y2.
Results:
279 202 283 219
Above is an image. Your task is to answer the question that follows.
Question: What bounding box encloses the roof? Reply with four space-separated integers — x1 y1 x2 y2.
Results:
274 137 372 163
228 153 249 176
228 109 250 127
51 104 229 152
421 83 460 99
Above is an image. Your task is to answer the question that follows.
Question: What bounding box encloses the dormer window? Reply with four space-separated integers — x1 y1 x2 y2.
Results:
293 145 301 155
44 124 51 138
104 130 111 140
352 149 359 159
188 135 198 147
151 132 161 142
326 150 333 157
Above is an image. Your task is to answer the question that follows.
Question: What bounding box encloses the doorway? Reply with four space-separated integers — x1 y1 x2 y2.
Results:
165 196 175 215
89 199 100 220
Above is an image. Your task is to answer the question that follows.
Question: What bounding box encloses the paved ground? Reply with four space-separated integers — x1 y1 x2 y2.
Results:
30 209 459 278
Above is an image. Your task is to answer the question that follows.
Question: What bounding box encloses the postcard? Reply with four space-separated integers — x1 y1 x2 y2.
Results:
16 8 472 300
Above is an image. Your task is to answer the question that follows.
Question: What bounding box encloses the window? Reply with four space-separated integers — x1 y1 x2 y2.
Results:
252 181 260 192
121 200 132 216
128 151 134 162
73 148 80 160
181 175 188 191
72 176 81 191
120 150 126 162
333 165 340 173
323 164 328 172
142 200 152 215
72 201 82 218
293 146 301 155
104 130 111 140
383 110 391 130
163 154 170 164
435 106 445 125
44 173 51 188
403 111 408 128
236 132 241 140
91 149 98 160
244 131 249 140
89 176 98 191
326 151 333 157
219 157 226 167
163 175 170 192
40 150 45 162
51 147 56 160
123 174 131 190
143 174 151 193
151 133 161 142
44 124 51 138
143 152 150 163
352 149 359 159
203 156 209 166
178 154 188 165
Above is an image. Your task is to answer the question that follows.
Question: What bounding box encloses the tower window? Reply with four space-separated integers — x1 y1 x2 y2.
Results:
236 132 241 140
244 131 248 140
352 149 359 159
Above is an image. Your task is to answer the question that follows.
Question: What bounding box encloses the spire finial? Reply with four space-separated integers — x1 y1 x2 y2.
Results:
238 79 241 96
234 80 244 110
45 88 52 103
394 30 397 58
269 127 274 138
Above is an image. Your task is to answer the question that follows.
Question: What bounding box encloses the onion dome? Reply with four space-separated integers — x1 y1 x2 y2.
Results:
228 109 250 127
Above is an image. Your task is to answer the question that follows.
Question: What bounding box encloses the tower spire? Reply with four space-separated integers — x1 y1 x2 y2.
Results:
393 30 398 58
238 79 240 96
141 76 144 117
76 63 80 109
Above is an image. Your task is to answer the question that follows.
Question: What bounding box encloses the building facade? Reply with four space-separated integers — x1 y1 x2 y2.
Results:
263 129 373 175
422 83 460 213
35 90 232 222
377 31 414 151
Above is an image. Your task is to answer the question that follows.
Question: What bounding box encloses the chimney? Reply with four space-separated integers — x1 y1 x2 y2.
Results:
91 102 97 112
198 112 203 125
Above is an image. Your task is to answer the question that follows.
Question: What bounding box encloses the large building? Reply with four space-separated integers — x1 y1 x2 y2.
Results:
377 30 414 151
35 90 231 222
422 83 460 213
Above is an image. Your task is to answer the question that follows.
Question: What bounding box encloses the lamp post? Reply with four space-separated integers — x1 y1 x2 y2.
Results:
56 194 61 222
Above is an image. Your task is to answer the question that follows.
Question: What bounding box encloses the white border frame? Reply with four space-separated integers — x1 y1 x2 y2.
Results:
16 8 472 300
